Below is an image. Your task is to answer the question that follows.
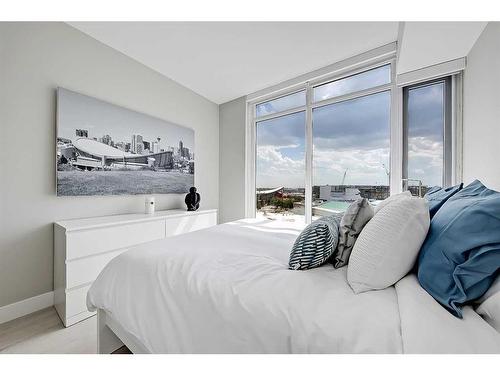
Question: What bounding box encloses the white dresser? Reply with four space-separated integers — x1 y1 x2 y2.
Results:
54 208 217 327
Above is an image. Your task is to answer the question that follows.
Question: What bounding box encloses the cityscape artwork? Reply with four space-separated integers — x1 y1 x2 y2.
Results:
56 88 195 196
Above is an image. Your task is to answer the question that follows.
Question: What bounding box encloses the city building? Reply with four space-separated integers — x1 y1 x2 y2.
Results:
316 185 390 202
75 129 88 137
115 141 126 151
101 134 112 145
60 137 174 170
131 134 143 154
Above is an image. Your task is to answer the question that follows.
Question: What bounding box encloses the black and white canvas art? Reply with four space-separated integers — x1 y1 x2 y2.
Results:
56 88 194 196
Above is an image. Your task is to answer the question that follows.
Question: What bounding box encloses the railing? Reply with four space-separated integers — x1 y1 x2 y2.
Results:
401 178 423 197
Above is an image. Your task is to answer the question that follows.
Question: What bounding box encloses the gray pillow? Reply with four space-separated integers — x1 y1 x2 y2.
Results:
289 213 342 270
333 198 374 268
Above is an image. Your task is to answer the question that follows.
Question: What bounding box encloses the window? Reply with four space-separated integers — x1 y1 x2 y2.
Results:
256 90 306 117
256 111 306 221
251 61 395 223
312 91 391 217
249 53 461 223
313 64 391 102
255 91 306 222
403 77 452 196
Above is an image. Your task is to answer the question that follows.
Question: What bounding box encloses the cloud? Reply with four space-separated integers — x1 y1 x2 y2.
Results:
255 82 445 189
313 91 390 151
407 83 444 141
256 145 305 188
256 92 391 188
314 64 390 102
313 146 389 186
256 143 389 188
256 91 305 117
257 111 305 148
408 136 443 186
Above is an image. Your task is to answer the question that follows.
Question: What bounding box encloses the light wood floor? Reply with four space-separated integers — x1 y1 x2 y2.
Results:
0 307 132 354
0 307 97 354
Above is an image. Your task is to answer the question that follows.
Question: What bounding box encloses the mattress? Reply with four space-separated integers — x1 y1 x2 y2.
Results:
87 218 500 353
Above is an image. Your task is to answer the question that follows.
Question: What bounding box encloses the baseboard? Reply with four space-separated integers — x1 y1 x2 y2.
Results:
0 291 54 325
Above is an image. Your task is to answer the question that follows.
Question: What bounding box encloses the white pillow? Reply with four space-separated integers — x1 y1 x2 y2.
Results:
477 275 500 304
373 191 412 214
347 196 430 293
476 275 500 333
476 294 500 333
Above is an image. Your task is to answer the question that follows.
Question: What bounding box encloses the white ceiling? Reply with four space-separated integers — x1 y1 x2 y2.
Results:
397 22 487 74
69 22 487 104
69 22 398 104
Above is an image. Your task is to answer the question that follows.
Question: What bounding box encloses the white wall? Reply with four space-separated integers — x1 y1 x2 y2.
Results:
463 22 500 191
397 22 486 75
0 22 219 308
218 97 247 223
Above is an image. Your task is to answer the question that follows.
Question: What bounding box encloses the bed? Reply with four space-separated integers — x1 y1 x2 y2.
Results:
87 218 500 354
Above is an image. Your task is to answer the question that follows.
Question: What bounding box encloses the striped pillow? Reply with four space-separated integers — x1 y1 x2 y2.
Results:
289 214 342 270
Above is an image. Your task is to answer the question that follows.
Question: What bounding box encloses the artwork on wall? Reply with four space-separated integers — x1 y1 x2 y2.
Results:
56 88 195 196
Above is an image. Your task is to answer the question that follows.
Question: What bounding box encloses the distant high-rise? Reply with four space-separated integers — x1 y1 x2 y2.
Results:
76 129 88 138
178 140 184 157
131 134 143 154
115 142 126 151
151 141 159 153
101 134 112 145
143 140 150 152
136 143 144 155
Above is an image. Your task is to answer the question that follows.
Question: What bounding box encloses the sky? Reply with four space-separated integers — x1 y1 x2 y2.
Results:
256 69 445 189
407 83 444 187
57 88 194 152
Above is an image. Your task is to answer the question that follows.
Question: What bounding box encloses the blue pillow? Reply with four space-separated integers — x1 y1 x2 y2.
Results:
424 183 463 218
417 180 500 318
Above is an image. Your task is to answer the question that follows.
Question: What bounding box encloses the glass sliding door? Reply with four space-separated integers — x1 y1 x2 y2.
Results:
312 91 391 217
403 77 451 196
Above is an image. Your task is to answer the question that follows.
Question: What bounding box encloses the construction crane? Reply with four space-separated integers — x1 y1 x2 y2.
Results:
382 163 390 185
341 168 348 186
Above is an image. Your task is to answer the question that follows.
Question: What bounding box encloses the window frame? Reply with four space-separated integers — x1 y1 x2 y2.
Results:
402 75 455 193
247 57 398 224
246 53 463 222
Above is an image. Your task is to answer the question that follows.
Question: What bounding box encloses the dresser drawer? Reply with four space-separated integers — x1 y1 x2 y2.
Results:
54 209 217 326
165 212 217 237
66 219 165 260
66 249 127 289
66 284 91 318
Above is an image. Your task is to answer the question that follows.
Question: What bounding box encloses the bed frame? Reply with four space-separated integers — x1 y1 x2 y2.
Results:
97 309 151 354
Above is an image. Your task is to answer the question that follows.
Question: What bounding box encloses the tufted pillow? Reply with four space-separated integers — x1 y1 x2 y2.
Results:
289 214 342 270
347 196 430 293
333 198 374 269
417 180 500 318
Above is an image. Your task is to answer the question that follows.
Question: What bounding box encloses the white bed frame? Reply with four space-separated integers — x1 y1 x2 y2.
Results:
97 309 151 354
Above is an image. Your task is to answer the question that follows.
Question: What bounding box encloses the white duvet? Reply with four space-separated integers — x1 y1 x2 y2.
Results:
87 219 500 353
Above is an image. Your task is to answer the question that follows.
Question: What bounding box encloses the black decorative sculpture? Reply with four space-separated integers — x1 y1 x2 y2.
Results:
185 187 200 211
